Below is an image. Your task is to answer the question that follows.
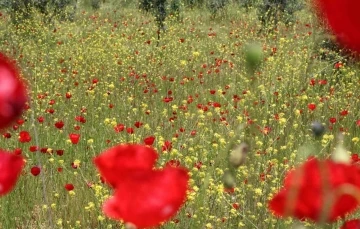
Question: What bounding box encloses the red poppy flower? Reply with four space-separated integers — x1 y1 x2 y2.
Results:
143 136 155 146
56 150 64 156
71 162 78 169
126 127 134 134
69 133 80 144
162 141 172 152
232 203 240 210
16 119 24 125
75 116 86 123
329 117 337 124
269 158 360 222
0 53 28 130
114 124 125 132
46 108 55 114
37 116 44 123
65 92 72 99
13 148 22 155
29 146 39 152
54 120 64 129
30 166 41 176
352 154 360 164
166 159 180 168
213 102 221 108
134 121 143 128
3 132 11 138
94 145 158 187
40 147 48 154
340 110 349 116
307 103 316 111
64 183 74 191
340 219 360 229
0 150 24 196
335 62 344 69
103 166 189 229
19 131 31 143
315 0 360 54
163 97 173 103
49 99 55 105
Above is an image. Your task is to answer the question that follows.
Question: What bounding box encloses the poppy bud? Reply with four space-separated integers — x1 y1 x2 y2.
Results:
244 43 263 72
229 142 249 167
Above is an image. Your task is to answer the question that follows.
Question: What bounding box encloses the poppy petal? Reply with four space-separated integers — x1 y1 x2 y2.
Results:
94 144 158 187
340 219 360 229
0 53 27 130
269 158 360 222
0 150 24 195
315 0 360 54
103 166 189 228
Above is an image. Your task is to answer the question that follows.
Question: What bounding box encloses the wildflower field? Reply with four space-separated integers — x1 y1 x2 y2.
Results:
1 1 360 228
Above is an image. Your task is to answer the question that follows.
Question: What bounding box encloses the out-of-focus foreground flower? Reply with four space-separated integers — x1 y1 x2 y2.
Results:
269 158 360 222
0 150 24 196
94 144 189 228
0 53 28 130
315 0 360 54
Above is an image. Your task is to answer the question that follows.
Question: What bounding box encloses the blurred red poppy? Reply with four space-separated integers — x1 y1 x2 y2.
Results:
69 133 80 144
329 117 337 124
0 150 24 196
134 121 143 128
143 136 155 146
30 166 41 176
54 120 64 129
75 116 86 123
29 146 39 152
0 53 28 130
19 131 31 143
37 116 44 123
315 0 360 54
269 158 360 222
94 145 158 188
13 148 22 155
126 127 134 134
103 166 189 229
64 183 74 191
166 159 181 168
114 124 125 132
340 219 360 229
162 141 172 152
308 103 316 111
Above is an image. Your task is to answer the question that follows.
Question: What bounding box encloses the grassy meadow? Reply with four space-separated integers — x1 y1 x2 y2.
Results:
1 1 360 228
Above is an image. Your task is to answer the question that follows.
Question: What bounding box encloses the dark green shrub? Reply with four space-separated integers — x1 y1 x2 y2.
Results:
0 0 77 23
258 0 303 31
139 0 153 12
90 0 102 10
207 0 229 17
169 0 181 18
138 0 167 45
